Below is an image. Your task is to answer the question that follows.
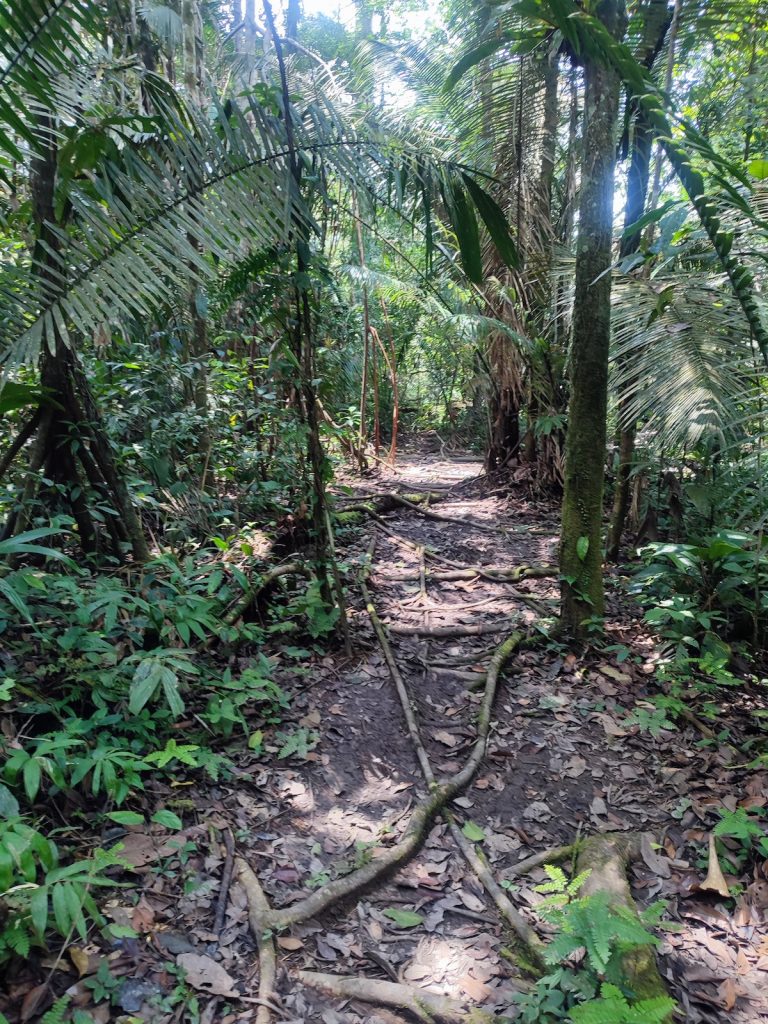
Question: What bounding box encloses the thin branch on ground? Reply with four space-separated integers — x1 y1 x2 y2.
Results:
214 828 236 936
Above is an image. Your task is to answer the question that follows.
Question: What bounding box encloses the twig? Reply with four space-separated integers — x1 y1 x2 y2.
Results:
214 829 235 936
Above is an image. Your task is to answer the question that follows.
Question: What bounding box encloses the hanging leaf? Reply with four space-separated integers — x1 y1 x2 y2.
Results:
747 158 768 180
576 536 590 561
462 174 520 270
444 178 483 284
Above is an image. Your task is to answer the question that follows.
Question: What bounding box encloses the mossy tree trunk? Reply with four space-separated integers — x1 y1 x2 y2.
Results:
559 0 627 634
4 119 150 562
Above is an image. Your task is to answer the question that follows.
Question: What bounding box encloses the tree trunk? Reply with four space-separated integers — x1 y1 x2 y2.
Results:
182 0 213 490
607 0 674 561
559 0 627 635
11 118 150 562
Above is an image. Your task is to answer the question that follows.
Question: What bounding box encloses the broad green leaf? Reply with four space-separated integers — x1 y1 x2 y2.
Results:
747 158 768 180
383 908 424 928
461 820 486 842
151 810 183 830
576 536 590 561
106 811 144 826
0 782 19 817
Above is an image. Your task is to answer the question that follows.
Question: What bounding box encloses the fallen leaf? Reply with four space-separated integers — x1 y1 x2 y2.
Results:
462 820 485 842
277 936 304 951
594 713 628 738
564 756 587 778
523 801 552 822
640 834 671 878
176 954 239 996
383 908 424 928
433 729 458 747
598 664 632 685
69 947 91 978
699 834 731 897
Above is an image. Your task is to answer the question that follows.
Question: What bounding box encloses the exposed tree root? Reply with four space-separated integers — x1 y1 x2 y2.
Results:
444 812 547 973
214 828 235 937
376 565 556 583
576 834 674 1016
224 561 312 628
507 845 574 878
297 971 501 1023
361 557 547 972
236 859 280 1024
237 556 524 1022
388 620 512 637
355 495 500 535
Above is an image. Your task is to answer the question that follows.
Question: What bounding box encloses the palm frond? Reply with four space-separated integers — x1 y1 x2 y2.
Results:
0 0 98 159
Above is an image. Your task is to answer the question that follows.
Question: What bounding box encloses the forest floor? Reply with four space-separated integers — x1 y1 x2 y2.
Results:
10 453 768 1024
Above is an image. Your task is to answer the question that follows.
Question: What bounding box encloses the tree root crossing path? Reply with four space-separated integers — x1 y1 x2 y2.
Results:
171 457 766 1024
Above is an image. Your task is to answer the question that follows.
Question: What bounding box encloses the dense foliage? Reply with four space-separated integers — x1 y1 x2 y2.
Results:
0 0 766 1021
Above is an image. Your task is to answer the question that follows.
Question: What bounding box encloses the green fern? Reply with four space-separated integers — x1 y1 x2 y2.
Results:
40 997 70 1024
570 983 674 1024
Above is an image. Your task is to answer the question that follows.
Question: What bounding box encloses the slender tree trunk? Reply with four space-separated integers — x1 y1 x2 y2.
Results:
13 121 149 561
182 0 214 490
356 214 370 462
607 0 674 561
559 0 627 635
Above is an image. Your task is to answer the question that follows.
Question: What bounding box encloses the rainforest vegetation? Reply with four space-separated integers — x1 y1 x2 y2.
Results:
0 1 767 1022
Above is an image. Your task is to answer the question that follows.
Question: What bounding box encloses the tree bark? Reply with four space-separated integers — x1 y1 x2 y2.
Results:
607 0 674 561
17 117 150 562
559 0 627 634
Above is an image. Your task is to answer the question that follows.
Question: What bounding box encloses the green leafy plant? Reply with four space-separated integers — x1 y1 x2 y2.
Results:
713 806 768 868
0 809 120 964
511 866 673 1023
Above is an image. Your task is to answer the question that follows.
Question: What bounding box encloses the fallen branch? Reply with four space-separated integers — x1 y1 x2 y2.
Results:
576 835 674 1016
298 971 498 1024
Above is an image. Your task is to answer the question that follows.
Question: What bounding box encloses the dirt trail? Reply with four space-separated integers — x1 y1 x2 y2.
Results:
61 455 766 1024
